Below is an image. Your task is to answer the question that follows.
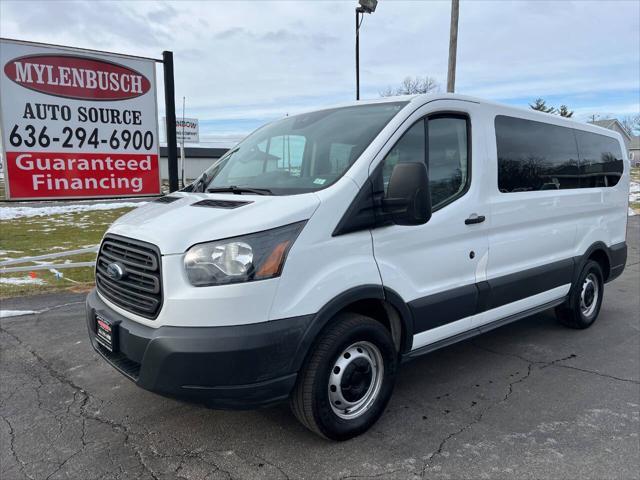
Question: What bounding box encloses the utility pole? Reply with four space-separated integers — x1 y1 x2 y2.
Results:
354 0 378 100
447 0 459 93
356 8 361 100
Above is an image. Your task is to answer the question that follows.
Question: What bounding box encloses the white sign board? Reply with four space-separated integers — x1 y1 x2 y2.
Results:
165 117 199 144
0 38 161 199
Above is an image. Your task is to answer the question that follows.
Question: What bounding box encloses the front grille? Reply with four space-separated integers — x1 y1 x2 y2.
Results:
96 235 162 319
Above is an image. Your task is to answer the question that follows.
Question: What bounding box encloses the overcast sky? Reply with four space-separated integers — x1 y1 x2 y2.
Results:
1 0 639 143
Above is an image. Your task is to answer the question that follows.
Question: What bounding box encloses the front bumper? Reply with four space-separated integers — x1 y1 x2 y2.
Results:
86 289 313 409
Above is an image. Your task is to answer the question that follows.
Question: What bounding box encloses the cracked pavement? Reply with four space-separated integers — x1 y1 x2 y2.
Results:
1 217 638 480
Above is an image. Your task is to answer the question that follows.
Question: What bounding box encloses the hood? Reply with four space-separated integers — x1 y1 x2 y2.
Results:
107 192 321 254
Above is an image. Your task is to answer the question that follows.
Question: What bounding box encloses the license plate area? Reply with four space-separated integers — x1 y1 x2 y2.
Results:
95 314 118 353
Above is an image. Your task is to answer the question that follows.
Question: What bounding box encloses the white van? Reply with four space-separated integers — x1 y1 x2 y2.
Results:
86 94 629 440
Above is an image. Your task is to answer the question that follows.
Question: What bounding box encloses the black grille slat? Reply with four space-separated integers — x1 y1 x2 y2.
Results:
96 271 158 307
104 247 151 265
102 241 157 269
102 240 155 262
96 262 159 294
96 235 162 319
96 256 158 285
96 277 158 315
98 250 157 273
192 199 252 209
96 275 159 309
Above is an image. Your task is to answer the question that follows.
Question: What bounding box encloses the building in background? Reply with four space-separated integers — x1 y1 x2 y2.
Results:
159 146 229 181
629 136 640 166
588 119 633 151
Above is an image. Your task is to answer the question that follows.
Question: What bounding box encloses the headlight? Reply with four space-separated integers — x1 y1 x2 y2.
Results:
184 221 306 286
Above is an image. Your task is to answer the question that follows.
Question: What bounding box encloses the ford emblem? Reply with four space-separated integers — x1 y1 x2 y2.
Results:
106 262 125 281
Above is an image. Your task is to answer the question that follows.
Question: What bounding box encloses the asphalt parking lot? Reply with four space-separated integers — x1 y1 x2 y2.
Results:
1 218 638 480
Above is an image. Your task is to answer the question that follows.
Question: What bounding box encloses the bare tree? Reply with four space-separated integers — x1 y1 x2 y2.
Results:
380 76 440 97
620 114 640 136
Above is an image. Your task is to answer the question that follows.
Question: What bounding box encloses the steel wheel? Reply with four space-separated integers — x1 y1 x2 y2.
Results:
580 272 599 318
328 341 384 420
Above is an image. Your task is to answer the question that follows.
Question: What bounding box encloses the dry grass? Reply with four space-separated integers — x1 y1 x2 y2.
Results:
0 207 134 298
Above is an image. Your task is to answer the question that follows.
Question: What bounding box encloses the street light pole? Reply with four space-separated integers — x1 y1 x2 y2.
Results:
354 0 377 101
447 0 460 93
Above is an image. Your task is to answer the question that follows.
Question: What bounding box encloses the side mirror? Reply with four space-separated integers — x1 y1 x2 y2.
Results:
383 162 432 225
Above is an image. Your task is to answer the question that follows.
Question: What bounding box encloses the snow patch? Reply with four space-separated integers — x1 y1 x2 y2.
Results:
0 310 38 318
630 181 640 203
0 250 23 255
0 202 145 220
0 276 46 285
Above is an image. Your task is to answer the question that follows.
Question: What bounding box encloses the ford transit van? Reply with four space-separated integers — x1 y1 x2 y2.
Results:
86 94 629 440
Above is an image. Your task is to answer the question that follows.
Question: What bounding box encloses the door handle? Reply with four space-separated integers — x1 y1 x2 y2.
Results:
465 214 485 225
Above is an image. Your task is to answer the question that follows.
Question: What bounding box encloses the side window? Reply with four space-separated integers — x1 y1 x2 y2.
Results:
496 116 580 192
382 120 426 189
381 115 470 209
428 117 469 207
575 131 623 188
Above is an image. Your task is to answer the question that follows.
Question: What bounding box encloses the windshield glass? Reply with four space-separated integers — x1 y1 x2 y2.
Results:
201 102 408 195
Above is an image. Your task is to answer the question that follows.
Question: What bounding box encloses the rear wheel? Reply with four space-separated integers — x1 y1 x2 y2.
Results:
555 260 604 329
290 313 397 440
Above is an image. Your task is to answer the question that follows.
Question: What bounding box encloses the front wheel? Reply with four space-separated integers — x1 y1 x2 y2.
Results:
290 313 398 440
555 260 604 329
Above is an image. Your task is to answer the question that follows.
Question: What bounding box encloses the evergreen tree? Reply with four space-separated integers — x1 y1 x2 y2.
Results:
529 98 556 114
558 105 574 118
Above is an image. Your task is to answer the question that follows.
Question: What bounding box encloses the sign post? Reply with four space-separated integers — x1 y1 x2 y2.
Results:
164 114 199 189
181 96 185 188
0 38 163 200
162 50 179 193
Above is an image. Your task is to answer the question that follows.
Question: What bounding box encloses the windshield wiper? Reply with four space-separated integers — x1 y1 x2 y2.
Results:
206 186 273 195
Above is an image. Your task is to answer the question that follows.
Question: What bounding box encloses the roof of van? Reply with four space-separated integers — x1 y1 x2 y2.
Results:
343 93 625 142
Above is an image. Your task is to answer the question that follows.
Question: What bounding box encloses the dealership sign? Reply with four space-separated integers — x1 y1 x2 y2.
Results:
172 117 199 143
0 39 161 199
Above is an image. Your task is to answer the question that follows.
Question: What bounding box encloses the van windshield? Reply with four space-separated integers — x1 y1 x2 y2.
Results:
200 102 408 195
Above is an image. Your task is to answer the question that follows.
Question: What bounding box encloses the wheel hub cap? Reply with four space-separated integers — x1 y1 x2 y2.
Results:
328 341 384 420
580 273 599 318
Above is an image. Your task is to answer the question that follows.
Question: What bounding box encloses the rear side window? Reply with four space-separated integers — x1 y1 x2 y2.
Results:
496 116 579 192
496 115 624 192
574 130 624 187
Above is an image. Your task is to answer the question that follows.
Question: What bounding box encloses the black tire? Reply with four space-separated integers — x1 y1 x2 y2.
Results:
290 313 397 441
555 260 604 329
